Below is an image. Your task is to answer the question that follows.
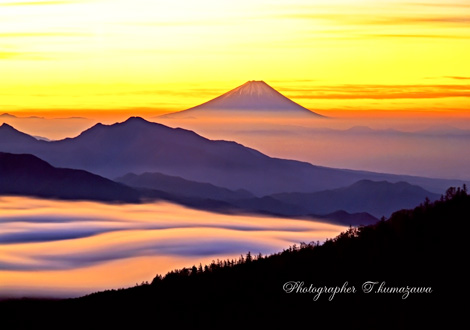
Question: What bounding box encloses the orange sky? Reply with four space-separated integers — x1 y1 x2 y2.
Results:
0 0 469 118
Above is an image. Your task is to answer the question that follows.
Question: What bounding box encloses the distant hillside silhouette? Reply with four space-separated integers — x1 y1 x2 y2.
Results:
116 173 381 225
0 118 463 195
0 152 238 210
0 151 369 224
0 152 140 202
0 123 39 144
3 186 465 329
0 151 444 226
116 172 253 200
269 180 441 218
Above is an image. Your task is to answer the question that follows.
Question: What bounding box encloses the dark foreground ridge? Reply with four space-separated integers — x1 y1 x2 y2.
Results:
2 187 466 329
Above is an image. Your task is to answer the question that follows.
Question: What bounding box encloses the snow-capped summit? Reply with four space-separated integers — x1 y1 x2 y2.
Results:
161 81 323 118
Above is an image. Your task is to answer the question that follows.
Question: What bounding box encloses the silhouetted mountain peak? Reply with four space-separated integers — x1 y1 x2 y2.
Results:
122 116 152 125
0 113 17 118
89 117 168 132
0 123 37 142
70 117 208 148
77 117 150 135
1 122 15 129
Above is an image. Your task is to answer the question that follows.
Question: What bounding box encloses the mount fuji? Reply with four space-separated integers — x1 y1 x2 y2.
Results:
161 80 323 118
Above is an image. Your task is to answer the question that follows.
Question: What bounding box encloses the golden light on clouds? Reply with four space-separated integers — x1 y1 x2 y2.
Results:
0 197 346 297
0 0 469 115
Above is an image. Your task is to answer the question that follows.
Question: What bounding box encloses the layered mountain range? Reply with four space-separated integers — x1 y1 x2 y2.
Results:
0 151 440 225
0 118 461 196
1 81 464 224
0 116 461 225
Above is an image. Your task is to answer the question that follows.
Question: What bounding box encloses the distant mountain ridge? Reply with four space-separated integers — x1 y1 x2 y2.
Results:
269 180 441 218
161 81 323 118
0 123 39 144
0 118 464 195
0 114 95 141
0 152 140 202
0 113 17 118
0 151 445 225
0 152 377 225
116 172 254 200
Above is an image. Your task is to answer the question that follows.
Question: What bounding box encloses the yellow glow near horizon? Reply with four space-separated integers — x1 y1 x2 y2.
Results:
0 0 469 115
